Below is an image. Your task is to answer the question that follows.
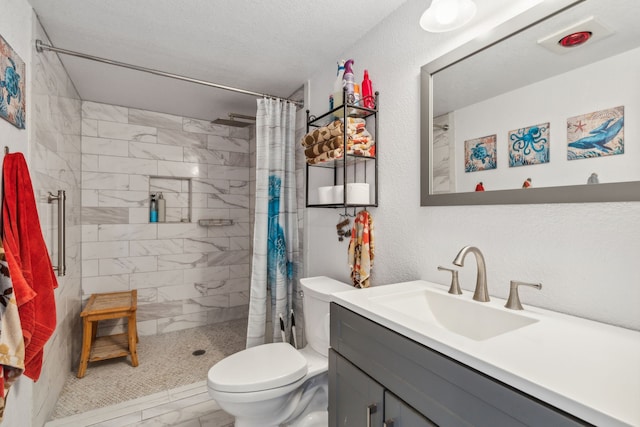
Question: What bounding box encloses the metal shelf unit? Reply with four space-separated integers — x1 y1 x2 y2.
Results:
305 91 379 213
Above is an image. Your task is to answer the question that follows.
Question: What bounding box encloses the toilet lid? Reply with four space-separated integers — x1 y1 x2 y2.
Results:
208 342 308 393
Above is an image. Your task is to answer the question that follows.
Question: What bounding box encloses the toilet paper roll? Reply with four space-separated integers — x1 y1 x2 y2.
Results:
333 186 344 204
318 186 334 204
346 183 370 204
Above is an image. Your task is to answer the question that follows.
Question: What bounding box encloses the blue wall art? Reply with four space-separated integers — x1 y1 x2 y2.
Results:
0 34 26 129
464 134 497 173
508 122 550 167
567 106 624 160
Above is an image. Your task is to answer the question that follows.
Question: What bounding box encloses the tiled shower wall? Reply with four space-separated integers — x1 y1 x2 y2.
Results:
80 101 252 336
29 18 83 426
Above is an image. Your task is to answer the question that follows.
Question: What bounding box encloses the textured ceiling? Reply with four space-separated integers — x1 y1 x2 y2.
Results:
27 0 411 121
27 0 553 122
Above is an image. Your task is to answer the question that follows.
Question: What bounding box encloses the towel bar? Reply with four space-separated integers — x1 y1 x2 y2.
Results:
48 190 66 276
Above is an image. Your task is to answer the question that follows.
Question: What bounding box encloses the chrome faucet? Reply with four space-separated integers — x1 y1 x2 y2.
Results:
505 280 542 310
452 246 489 302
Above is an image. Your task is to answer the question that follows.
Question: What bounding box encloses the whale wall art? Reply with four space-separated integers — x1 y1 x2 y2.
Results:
0 34 26 129
567 106 624 160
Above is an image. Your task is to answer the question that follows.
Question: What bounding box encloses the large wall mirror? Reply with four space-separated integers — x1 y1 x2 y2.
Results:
420 0 640 205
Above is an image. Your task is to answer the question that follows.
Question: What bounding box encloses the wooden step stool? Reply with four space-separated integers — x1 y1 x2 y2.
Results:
77 290 139 378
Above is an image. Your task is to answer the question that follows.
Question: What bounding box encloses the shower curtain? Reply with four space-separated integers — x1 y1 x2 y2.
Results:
246 98 299 348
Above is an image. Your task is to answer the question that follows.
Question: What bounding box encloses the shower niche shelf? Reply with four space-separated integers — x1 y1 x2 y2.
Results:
305 91 379 212
149 176 192 223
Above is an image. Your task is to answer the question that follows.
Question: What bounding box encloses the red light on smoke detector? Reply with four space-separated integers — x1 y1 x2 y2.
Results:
558 31 592 47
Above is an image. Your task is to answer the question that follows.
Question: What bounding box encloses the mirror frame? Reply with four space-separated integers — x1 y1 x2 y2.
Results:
420 0 640 206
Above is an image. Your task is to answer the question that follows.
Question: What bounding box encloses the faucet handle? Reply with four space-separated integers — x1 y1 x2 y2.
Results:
505 280 542 310
437 266 462 295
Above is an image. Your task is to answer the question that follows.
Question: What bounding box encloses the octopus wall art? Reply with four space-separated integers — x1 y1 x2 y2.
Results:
464 134 497 173
508 122 550 167
567 106 624 160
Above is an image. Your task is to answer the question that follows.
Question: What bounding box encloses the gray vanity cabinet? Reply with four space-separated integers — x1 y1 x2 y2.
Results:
329 350 384 426
329 349 435 427
385 391 436 427
329 303 591 427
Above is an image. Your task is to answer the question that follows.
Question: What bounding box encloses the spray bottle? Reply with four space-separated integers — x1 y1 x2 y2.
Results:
361 69 374 109
342 59 355 104
330 60 346 111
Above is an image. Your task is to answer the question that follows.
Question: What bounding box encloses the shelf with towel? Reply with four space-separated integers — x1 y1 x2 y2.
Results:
304 91 379 213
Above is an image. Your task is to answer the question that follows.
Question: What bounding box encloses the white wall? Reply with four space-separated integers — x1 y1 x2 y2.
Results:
1 1 83 425
305 0 640 331
453 47 639 192
1 1 36 424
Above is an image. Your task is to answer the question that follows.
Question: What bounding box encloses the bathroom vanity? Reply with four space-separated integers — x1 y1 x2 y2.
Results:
328 281 640 426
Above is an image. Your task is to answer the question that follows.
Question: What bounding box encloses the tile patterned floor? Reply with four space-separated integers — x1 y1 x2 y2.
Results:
45 381 233 427
46 320 246 426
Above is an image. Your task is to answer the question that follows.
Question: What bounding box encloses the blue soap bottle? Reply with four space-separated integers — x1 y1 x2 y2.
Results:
150 194 158 222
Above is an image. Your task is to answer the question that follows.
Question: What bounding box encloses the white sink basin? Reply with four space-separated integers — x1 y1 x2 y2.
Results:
369 287 538 341
332 280 640 426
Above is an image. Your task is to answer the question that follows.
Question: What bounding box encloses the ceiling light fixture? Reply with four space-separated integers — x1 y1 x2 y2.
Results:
558 31 592 48
420 0 477 33
538 17 612 55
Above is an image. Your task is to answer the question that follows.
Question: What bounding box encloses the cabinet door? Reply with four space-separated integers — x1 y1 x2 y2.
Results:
384 391 437 427
329 349 384 427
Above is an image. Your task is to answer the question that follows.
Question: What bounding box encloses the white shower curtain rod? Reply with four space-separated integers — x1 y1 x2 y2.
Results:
35 40 303 107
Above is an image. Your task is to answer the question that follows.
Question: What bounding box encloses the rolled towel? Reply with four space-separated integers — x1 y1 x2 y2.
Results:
301 120 343 147
306 147 344 165
304 135 343 159
348 143 375 157
346 117 374 156
347 117 368 136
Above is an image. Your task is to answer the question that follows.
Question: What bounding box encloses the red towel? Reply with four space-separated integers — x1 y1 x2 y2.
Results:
2 153 58 381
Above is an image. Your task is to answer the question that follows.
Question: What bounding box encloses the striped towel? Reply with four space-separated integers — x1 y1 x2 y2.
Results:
0 244 25 421
348 210 375 288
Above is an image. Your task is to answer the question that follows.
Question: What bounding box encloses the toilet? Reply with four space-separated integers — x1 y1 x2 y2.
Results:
207 276 352 427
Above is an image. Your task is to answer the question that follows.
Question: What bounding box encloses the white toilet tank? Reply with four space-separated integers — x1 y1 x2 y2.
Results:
300 276 352 357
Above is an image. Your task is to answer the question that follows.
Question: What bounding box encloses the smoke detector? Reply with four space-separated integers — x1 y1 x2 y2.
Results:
537 16 613 54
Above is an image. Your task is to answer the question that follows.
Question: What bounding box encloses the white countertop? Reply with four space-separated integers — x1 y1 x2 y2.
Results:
332 280 640 427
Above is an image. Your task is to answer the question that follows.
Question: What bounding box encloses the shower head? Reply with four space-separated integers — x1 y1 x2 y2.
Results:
212 113 256 128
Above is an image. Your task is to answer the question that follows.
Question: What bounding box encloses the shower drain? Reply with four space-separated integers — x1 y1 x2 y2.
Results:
192 349 206 356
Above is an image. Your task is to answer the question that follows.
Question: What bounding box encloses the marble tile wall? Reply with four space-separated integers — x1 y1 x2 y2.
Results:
81 101 252 336
30 18 83 427
432 113 453 194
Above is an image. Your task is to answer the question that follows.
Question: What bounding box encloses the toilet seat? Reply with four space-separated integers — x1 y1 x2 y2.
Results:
208 342 307 393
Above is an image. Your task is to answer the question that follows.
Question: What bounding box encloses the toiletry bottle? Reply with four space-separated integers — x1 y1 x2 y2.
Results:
361 69 374 109
342 59 355 104
157 192 166 222
353 83 361 106
330 59 346 111
150 194 158 223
